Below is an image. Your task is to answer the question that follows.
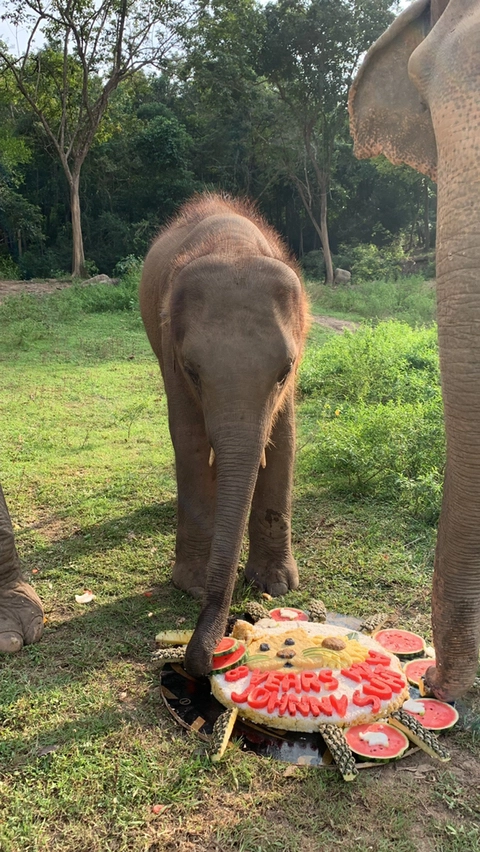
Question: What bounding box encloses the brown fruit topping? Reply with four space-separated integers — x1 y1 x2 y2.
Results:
321 637 346 651
276 649 296 659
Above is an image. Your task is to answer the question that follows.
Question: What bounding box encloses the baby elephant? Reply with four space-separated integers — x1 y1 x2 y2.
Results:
140 194 308 677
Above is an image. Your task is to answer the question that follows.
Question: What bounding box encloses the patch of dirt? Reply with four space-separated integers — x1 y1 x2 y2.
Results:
312 314 359 333
0 276 115 303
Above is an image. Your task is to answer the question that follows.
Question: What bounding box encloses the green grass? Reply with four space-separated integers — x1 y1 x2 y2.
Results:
0 280 479 852
307 275 436 326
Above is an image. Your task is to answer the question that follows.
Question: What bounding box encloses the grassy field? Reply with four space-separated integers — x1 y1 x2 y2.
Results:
0 280 479 852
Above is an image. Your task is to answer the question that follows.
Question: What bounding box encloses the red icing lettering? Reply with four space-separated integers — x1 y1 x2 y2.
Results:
248 686 271 709
267 689 281 714
307 696 322 717
265 672 284 691
300 671 321 692
281 673 302 693
296 696 311 717
341 667 362 683
341 663 377 683
317 669 333 682
287 695 299 716
367 650 391 666
363 678 393 700
278 693 290 716
250 669 269 687
330 694 348 717
225 665 249 682
373 667 406 693
352 689 381 714
317 697 334 716
231 685 251 704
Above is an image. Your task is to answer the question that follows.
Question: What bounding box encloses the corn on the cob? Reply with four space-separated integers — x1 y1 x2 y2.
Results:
318 724 358 781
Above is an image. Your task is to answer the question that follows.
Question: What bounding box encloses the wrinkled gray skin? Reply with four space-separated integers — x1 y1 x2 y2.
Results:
349 0 480 701
140 195 308 678
0 485 44 653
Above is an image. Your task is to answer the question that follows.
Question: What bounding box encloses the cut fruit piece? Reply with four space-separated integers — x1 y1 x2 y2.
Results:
155 629 194 646
269 607 308 622
403 657 436 686
389 709 450 762
213 637 240 658
211 644 247 673
210 707 238 762
402 698 459 731
345 722 409 762
372 628 426 657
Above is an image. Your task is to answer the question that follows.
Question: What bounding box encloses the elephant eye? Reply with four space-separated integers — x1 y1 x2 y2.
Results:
184 364 201 388
277 361 293 386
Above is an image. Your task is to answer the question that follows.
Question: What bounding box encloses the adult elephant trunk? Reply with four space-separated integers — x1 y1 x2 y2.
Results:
427 158 480 700
184 421 265 678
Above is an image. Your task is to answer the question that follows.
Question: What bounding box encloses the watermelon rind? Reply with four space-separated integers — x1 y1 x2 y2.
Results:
345 723 409 763
213 637 240 658
403 657 436 686
211 644 247 673
402 698 459 731
373 628 426 658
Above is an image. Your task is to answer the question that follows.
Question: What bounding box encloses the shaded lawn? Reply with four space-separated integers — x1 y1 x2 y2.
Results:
0 302 479 852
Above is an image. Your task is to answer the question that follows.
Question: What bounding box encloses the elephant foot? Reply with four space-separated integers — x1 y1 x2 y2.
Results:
244 556 299 597
0 580 44 653
172 562 206 601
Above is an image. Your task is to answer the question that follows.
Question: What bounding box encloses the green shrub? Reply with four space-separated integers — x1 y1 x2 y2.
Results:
310 276 436 326
299 321 440 404
298 320 445 521
0 255 20 280
334 242 404 282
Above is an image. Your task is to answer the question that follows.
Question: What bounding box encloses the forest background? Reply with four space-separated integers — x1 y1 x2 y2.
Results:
0 0 435 284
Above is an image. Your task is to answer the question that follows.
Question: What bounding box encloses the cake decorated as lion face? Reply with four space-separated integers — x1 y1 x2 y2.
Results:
210 618 410 731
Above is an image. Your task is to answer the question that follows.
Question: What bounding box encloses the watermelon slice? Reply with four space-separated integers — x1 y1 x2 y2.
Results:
403 657 436 686
268 607 308 622
373 628 426 657
213 637 240 658
345 722 409 762
211 643 247 673
402 698 459 730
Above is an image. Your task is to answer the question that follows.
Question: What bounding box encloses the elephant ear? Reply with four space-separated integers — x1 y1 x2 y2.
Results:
348 0 437 180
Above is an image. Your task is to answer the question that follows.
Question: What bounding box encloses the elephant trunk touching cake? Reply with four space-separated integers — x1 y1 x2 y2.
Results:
349 0 480 701
140 194 308 678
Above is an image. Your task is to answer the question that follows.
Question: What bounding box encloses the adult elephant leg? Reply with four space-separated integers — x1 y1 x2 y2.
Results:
245 387 299 596
0 485 44 652
164 364 215 600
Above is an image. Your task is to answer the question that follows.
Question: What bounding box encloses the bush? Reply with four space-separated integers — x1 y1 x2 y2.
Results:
298 321 440 404
297 321 445 521
310 276 436 326
334 242 404 282
301 250 325 280
0 255 20 280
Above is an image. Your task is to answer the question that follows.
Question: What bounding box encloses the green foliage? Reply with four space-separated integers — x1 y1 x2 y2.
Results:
0 275 141 338
0 255 20 279
298 321 445 520
334 242 404 282
310 276 436 326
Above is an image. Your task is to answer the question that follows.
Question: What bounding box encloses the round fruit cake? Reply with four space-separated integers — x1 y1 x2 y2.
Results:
210 618 410 732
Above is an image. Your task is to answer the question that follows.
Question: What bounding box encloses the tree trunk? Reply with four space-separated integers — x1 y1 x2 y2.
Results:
70 169 86 278
320 181 334 285
294 178 334 284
